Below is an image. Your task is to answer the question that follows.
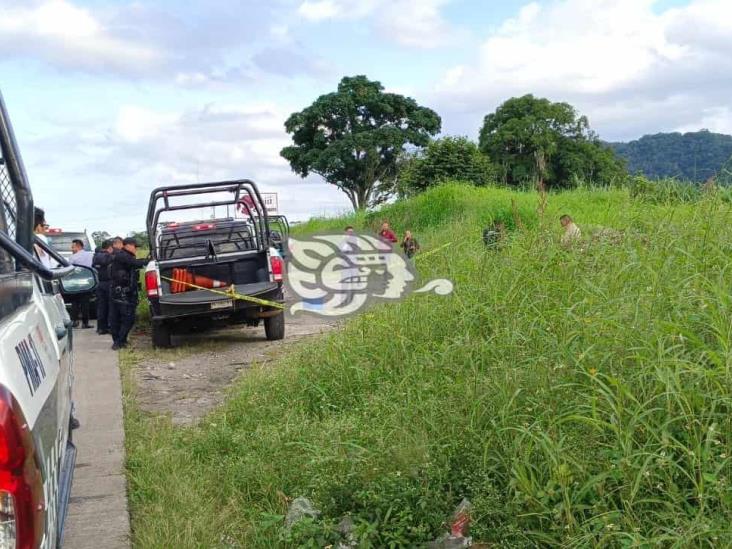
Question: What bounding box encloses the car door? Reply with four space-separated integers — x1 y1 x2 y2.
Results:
0 272 68 547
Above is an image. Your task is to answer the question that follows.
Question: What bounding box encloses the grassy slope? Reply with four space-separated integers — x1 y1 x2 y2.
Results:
123 184 732 547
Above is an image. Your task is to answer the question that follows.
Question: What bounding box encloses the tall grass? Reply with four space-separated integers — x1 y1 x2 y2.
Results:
123 184 732 547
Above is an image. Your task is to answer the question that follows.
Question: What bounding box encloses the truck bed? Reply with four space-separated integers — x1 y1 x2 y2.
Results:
159 281 279 305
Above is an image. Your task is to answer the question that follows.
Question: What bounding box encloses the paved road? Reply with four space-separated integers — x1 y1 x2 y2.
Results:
63 329 131 548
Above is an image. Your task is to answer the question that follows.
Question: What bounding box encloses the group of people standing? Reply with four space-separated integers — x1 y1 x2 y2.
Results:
341 221 421 258
33 207 148 351
377 221 420 258
91 237 149 350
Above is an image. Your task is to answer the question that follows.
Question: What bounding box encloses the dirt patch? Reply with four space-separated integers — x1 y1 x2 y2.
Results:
129 301 338 425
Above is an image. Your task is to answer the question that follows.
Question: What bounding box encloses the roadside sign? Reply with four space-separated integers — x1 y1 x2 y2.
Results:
238 192 278 215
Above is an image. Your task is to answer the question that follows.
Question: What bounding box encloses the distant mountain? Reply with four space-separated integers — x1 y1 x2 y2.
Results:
608 130 732 182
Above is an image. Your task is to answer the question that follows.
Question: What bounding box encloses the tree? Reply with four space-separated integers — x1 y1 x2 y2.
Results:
479 94 624 188
91 230 111 246
398 136 495 196
281 75 441 210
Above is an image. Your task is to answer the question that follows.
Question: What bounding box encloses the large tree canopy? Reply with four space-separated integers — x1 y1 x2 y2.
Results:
397 136 495 196
479 94 625 188
281 75 441 210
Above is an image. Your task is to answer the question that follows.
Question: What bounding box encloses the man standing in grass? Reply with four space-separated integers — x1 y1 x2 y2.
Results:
379 222 398 244
560 214 582 247
401 230 420 259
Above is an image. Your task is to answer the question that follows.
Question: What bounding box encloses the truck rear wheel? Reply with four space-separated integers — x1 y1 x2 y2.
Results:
264 312 285 340
152 321 172 348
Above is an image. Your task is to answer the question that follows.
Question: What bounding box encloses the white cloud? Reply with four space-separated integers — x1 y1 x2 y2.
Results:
296 0 454 48
378 0 453 49
24 101 350 234
297 0 379 21
434 0 732 139
298 0 341 21
0 0 164 74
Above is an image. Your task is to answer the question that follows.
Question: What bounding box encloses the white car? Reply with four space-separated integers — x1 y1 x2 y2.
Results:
0 92 97 547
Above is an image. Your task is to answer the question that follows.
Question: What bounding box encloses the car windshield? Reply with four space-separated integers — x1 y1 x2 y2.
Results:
46 232 91 255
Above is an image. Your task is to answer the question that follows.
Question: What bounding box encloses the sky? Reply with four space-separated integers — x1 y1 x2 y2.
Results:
1 0 731 235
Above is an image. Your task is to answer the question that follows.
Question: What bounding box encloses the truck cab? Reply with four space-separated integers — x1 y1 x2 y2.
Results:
0 92 97 547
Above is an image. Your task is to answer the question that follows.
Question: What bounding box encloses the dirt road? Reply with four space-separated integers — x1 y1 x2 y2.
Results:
129 302 337 425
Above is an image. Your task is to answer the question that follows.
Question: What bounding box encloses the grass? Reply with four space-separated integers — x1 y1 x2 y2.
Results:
122 183 732 547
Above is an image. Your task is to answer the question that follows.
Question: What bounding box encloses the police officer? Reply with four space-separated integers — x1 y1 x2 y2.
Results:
93 239 114 335
108 237 148 350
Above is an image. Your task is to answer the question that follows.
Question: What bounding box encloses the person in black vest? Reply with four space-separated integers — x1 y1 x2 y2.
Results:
109 237 148 350
93 239 114 335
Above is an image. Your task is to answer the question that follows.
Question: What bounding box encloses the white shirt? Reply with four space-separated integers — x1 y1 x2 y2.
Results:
34 233 54 269
561 223 582 246
69 250 94 268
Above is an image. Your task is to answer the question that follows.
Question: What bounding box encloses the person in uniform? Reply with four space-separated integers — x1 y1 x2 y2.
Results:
108 237 148 350
112 236 124 252
93 239 114 335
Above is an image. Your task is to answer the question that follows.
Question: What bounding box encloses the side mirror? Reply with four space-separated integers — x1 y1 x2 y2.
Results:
58 265 98 295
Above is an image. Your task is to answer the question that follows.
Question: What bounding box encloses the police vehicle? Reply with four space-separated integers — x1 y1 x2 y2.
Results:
144 181 285 348
0 92 98 547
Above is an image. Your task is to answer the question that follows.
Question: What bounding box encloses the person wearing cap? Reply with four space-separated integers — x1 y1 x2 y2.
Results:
108 237 149 350
93 239 115 335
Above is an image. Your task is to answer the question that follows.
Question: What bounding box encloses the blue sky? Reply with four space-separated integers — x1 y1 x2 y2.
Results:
1 0 731 235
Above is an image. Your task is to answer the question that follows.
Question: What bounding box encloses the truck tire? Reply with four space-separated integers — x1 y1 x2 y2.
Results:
152 321 172 348
264 312 285 341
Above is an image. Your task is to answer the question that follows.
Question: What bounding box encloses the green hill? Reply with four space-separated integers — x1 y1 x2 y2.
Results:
609 130 732 182
718 154 732 186
124 184 732 547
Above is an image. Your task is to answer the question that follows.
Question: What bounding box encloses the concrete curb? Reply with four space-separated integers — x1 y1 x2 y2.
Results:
64 329 131 548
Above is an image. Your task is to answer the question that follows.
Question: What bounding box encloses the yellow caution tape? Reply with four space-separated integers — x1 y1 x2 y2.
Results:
414 241 453 261
160 275 285 309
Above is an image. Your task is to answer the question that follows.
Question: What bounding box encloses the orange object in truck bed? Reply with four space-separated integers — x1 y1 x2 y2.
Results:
170 268 228 293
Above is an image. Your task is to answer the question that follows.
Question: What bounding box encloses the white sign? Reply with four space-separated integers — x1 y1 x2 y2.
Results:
261 193 278 214
237 192 279 216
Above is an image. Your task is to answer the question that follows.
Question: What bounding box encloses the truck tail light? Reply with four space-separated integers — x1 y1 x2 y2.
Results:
193 223 215 231
145 270 160 297
0 386 44 549
270 256 283 282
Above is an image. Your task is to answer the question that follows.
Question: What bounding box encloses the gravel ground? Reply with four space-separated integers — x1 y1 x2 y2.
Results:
129 298 338 425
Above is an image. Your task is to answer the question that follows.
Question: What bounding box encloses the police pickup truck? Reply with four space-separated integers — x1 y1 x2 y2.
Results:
0 92 98 547
144 181 285 348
